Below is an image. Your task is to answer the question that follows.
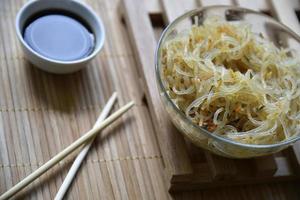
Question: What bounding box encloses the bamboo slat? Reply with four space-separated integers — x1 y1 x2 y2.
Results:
270 0 300 34
199 0 232 6
233 0 269 11
121 0 193 182
160 0 197 23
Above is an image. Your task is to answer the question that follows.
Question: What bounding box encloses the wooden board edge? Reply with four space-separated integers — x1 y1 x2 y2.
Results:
120 0 194 179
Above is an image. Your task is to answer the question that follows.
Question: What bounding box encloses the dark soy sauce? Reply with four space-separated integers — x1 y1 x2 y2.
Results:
23 11 94 61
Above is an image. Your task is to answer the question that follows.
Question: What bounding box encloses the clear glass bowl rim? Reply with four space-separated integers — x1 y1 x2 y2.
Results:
155 5 300 150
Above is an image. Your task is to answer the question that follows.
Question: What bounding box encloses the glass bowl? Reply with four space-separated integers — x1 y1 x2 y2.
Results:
155 6 300 158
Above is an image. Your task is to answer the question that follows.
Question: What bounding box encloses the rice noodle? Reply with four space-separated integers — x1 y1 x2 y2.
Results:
161 16 300 144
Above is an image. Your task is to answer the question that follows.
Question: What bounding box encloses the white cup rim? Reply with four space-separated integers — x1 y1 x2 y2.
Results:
15 0 105 65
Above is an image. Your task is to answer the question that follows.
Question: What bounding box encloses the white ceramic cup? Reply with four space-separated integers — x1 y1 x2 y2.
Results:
16 0 105 74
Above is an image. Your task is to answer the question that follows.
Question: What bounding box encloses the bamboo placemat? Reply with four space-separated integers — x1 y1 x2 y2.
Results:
0 0 299 199
0 0 167 199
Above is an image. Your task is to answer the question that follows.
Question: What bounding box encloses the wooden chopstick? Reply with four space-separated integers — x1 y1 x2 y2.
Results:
55 92 118 200
0 101 135 200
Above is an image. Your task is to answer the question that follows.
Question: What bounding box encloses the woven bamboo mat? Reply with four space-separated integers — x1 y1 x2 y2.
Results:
0 0 299 199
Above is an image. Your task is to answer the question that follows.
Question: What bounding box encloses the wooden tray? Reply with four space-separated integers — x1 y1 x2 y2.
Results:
121 0 300 192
